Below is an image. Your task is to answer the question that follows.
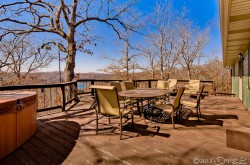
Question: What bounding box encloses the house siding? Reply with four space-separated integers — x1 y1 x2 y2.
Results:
242 49 250 112
232 62 239 98
233 48 250 112
232 77 239 97
242 77 250 111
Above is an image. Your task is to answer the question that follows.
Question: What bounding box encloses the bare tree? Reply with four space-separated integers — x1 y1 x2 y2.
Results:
100 22 142 80
0 0 140 82
201 57 230 92
102 30 140 80
100 50 139 80
0 42 12 71
177 21 209 79
139 39 158 79
141 0 183 80
0 35 53 83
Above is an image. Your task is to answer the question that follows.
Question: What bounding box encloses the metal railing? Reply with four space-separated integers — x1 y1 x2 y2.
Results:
0 79 216 112
0 81 78 112
76 79 216 95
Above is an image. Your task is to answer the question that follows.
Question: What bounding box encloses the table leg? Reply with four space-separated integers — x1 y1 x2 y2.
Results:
136 100 141 116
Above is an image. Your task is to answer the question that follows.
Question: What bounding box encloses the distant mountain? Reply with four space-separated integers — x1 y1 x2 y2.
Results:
76 72 113 80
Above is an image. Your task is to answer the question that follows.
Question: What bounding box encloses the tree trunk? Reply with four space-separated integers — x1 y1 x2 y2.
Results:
16 72 22 84
160 46 164 80
64 38 79 102
151 71 155 79
125 32 129 80
64 41 76 82
159 33 165 80
187 67 192 79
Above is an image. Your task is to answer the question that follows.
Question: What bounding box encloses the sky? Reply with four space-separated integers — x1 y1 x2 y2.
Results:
41 0 222 73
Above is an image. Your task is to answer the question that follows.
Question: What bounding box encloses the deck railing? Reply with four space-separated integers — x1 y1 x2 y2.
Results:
76 79 215 95
0 81 78 112
0 79 216 112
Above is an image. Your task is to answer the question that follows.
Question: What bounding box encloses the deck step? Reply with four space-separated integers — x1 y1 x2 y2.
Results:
226 128 250 152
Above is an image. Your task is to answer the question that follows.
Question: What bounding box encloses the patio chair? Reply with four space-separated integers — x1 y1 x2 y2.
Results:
110 81 132 106
155 87 185 129
89 85 134 140
124 81 136 90
110 81 124 101
181 84 205 121
156 80 169 89
167 79 177 91
184 79 200 95
156 80 170 102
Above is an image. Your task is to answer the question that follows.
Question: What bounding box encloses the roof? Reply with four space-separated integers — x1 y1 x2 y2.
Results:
219 0 250 66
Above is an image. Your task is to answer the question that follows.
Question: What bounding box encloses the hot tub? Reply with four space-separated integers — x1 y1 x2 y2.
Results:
0 92 37 159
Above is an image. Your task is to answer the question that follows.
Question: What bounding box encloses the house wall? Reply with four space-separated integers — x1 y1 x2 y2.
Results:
242 49 250 112
232 47 250 112
232 61 239 98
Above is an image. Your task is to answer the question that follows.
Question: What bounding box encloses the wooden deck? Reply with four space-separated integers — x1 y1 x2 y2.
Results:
1 95 250 165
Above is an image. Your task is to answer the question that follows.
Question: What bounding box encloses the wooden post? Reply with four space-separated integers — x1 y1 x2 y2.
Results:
61 85 66 111
91 80 95 96
212 81 216 95
133 80 137 88
148 80 151 88
73 81 79 102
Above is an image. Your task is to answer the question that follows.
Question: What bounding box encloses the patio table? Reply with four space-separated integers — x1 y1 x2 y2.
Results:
119 88 170 123
119 88 170 99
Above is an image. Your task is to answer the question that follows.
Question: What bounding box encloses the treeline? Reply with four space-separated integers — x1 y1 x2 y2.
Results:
99 1 216 81
98 1 230 91
0 0 230 92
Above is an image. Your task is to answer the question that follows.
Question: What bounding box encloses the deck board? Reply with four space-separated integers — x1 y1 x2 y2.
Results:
1 95 250 164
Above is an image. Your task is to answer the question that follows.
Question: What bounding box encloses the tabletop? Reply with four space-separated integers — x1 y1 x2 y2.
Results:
118 88 170 99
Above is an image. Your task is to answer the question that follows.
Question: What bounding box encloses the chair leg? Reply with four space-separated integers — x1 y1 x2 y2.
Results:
171 113 175 129
120 116 123 140
96 113 98 135
137 101 141 116
108 118 111 124
131 112 134 129
198 106 202 118
196 107 200 122
178 105 182 123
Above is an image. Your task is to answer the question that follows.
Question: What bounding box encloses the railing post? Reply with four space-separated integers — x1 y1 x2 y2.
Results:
74 81 78 91
91 80 95 96
73 81 80 102
148 80 151 88
134 80 137 88
212 81 216 95
61 84 66 111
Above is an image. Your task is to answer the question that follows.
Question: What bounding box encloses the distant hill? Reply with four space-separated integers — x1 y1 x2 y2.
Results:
77 72 113 80
0 71 114 86
35 71 114 83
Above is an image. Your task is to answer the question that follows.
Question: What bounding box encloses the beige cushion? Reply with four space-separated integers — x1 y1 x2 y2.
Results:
157 80 169 89
184 80 200 94
168 79 177 90
110 81 125 101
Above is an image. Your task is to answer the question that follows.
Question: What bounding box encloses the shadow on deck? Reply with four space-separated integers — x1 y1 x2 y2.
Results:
1 95 250 164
